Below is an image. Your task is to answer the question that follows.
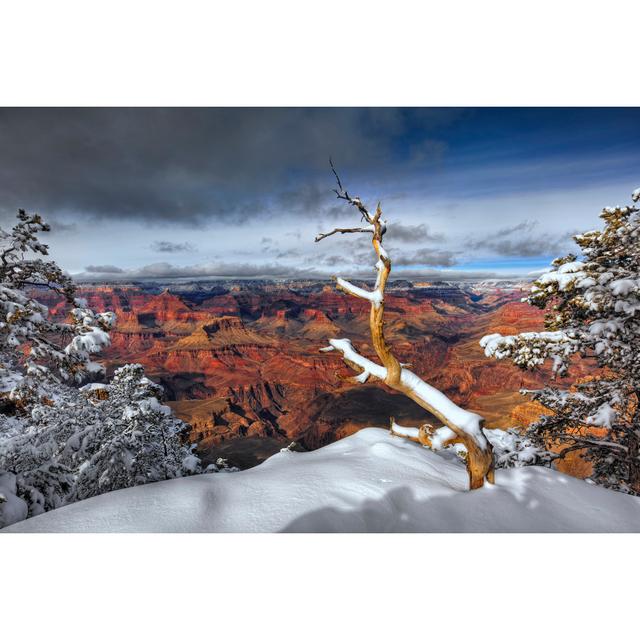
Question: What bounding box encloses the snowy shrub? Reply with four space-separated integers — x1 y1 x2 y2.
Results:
481 187 640 493
74 364 204 500
0 364 211 523
0 470 28 528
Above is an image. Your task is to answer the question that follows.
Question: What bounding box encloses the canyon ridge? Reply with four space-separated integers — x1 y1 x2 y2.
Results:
37 279 588 474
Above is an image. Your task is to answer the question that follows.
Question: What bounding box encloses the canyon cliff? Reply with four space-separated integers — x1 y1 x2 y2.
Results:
37 280 579 470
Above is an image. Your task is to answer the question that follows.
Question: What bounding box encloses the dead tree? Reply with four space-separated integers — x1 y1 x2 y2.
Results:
316 163 494 489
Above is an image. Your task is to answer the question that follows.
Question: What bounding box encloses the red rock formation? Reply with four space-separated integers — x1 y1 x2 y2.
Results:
33 281 585 471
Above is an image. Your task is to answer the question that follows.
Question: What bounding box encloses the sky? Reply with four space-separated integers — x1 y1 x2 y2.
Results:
0 107 639 281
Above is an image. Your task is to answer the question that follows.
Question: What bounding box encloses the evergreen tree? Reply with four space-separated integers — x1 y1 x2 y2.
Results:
481 186 640 493
0 210 211 528
74 365 202 500
0 209 115 405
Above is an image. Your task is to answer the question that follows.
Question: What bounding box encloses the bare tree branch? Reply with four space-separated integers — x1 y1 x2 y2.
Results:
315 161 494 490
329 158 373 223
314 226 373 243
554 435 628 454
329 156 344 194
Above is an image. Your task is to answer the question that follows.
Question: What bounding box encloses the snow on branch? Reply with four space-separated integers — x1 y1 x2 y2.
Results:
480 330 576 376
335 277 383 307
324 342 487 447
326 338 387 380
389 420 462 452
399 368 486 447
314 162 494 488
389 420 421 440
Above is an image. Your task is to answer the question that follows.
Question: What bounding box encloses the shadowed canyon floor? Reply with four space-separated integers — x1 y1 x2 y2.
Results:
39 280 591 473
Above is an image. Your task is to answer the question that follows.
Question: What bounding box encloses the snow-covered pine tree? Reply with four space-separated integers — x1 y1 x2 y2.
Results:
481 186 640 494
74 364 202 500
0 209 207 528
0 364 205 526
0 208 114 525
0 209 115 404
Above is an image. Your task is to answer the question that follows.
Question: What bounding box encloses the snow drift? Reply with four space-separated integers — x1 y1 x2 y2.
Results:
4 428 640 533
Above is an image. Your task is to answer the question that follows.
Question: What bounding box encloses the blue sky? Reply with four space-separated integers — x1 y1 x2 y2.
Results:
0 107 638 279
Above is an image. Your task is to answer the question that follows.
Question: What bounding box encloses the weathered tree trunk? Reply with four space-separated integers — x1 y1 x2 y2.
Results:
317 166 494 490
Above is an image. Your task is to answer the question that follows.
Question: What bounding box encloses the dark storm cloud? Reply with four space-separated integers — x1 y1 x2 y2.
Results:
77 260 506 282
274 182 370 221
310 238 458 269
275 184 329 214
393 247 458 267
496 220 538 236
316 254 346 267
476 236 567 258
274 248 302 259
384 268 508 281
466 219 570 258
252 238 303 259
150 240 196 253
85 264 125 274
388 223 444 243
77 261 318 280
0 108 458 226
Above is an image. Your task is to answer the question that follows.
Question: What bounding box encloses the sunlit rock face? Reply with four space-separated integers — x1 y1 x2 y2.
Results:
36 280 582 470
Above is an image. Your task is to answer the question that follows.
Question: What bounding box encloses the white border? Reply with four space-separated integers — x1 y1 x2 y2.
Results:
1 1 640 106
2 1 639 637
3 533 639 639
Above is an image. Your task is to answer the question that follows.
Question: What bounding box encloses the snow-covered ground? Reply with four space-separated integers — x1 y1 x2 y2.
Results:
5 428 640 532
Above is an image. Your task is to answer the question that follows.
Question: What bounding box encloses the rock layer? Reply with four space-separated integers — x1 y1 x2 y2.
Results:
36 280 574 469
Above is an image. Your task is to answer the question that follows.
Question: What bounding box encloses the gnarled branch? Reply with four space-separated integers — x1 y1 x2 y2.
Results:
315 226 373 243
316 163 494 489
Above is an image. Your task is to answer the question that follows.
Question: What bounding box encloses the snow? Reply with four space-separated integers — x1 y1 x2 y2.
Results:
335 277 383 307
0 472 28 528
589 320 623 337
326 339 485 445
324 338 387 379
80 382 109 392
400 369 485 445
485 428 546 466
389 421 420 438
65 326 111 355
480 330 573 373
0 369 23 393
430 425 457 450
181 454 201 474
535 260 585 291
609 278 637 296
480 333 516 359
5 428 640 533
586 402 617 428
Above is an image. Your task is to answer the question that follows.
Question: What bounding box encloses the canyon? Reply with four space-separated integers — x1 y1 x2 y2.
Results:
40 280 587 472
